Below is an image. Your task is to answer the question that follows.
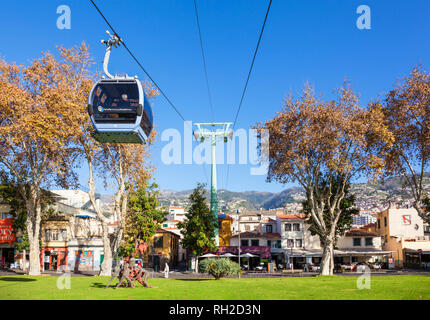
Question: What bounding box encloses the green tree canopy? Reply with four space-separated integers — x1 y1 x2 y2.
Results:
177 183 217 257
120 183 167 257
0 178 56 252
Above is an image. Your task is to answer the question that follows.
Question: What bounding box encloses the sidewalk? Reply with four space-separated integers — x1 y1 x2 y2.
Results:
2 268 429 278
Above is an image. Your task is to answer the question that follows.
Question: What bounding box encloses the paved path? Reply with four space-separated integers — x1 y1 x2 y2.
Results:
1 268 429 278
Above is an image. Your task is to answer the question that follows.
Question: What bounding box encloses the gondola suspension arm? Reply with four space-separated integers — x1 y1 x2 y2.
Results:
101 31 122 80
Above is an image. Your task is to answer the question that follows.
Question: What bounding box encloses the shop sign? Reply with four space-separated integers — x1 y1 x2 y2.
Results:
0 218 16 244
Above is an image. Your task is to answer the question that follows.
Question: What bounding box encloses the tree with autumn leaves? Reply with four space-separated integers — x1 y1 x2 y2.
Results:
0 49 86 275
372 65 430 224
256 81 393 275
0 44 157 276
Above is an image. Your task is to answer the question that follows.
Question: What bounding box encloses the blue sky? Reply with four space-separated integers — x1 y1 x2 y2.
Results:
1 0 429 194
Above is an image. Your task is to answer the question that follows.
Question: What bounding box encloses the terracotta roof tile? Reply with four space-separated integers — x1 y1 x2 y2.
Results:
276 213 306 220
345 228 380 237
264 232 281 239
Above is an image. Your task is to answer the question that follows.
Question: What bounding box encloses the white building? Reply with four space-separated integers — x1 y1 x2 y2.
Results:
352 213 377 227
167 206 187 222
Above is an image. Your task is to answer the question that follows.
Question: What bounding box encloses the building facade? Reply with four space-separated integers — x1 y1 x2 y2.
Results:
0 204 15 267
142 228 179 271
377 207 430 267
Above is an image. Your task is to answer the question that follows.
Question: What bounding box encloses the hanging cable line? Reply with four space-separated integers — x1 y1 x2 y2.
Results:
225 0 272 192
232 0 272 129
193 0 215 122
89 0 187 122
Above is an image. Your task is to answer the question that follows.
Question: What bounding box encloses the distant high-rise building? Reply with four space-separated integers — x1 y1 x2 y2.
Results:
353 214 377 226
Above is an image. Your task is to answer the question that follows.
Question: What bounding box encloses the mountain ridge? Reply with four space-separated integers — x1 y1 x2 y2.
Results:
159 175 430 213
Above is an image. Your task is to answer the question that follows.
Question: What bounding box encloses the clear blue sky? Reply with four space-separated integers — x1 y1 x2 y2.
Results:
1 0 429 193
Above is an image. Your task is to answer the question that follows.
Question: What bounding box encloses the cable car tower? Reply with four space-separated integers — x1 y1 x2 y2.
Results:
193 122 233 246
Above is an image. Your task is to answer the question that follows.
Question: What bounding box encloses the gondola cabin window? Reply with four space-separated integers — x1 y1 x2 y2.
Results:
93 83 139 123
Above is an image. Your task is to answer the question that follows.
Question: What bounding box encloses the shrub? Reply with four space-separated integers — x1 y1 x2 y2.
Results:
198 258 241 280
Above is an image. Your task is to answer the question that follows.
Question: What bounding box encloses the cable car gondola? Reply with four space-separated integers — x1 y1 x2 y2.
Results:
87 31 153 144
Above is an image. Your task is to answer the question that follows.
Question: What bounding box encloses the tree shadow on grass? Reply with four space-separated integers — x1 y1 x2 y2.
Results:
0 277 37 282
91 282 114 289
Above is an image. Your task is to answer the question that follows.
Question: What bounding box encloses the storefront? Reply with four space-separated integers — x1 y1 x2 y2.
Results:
217 246 271 269
67 238 104 272
404 249 430 269
285 249 392 269
41 247 68 271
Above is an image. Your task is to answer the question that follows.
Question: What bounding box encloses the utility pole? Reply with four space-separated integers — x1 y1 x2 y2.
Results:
194 122 233 247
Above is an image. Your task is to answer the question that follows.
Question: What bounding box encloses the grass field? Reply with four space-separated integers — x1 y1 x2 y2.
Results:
0 275 429 300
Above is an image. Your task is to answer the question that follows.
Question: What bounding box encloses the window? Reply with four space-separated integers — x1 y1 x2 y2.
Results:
251 240 259 247
60 229 67 241
377 219 380 229
293 223 300 231
365 238 373 246
51 229 59 241
287 239 294 248
267 240 272 247
295 239 303 247
353 238 361 247
384 217 387 227
284 224 292 231
277 240 282 248
92 83 139 124
266 225 273 233
154 236 163 248
241 239 249 246
44 229 50 242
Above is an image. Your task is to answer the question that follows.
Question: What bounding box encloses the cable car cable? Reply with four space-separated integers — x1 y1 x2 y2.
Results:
225 0 272 192
232 0 272 129
193 0 215 122
89 0 186 122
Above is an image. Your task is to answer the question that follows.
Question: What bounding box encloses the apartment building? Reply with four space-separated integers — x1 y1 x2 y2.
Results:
377 207 430 267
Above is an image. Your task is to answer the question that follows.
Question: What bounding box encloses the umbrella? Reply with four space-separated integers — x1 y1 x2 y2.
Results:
240 253 258 258
199 253 218 258
220 253 238 258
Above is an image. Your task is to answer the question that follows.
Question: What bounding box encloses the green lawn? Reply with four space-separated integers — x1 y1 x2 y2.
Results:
0 275 429 300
